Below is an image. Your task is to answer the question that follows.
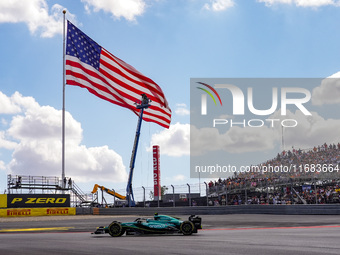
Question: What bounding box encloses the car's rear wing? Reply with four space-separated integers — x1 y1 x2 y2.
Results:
189 215 202 230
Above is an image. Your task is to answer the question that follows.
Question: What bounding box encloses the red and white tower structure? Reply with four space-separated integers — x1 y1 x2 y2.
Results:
153 145 161 201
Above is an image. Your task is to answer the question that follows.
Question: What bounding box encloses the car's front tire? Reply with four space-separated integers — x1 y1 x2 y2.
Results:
108 222 125 237
180 221 194 235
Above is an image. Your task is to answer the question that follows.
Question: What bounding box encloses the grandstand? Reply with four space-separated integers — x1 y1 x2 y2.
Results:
207 142 340 205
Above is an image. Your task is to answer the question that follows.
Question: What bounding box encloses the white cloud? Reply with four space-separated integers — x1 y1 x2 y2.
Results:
148 122 190 157
0 91 22 114
173 174 186 181
271 109 340 149
1 91 128 183
191 124 278 155
146 109 340 157
148 120 278 157
191 108 340 155
0 131 17 150
1 119 8 126
204 0 235 11
0 0 75 38
175 103 190 116
147 121 280 157
0 161 5 170
312 73 340 105
81 0 146 21
257 0 340 7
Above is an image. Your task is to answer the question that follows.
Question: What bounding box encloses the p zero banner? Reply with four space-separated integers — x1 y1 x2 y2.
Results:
6 194 70 208
153 145 161 200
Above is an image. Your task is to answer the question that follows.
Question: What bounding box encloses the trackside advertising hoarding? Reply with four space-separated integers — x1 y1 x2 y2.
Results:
0 207 76 217
5 194 70 208
0 194 7 208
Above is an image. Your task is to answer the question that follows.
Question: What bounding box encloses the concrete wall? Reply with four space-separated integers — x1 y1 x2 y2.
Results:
76 204 340 215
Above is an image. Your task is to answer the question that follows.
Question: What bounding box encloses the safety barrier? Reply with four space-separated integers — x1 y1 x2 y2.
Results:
84 204 340 216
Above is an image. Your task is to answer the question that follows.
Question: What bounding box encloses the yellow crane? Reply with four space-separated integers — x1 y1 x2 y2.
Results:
91 184 126 200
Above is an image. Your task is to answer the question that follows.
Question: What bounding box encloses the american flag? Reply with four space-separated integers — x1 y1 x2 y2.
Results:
65 21 171 128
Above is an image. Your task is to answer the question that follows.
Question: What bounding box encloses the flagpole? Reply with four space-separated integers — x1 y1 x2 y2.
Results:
62 10 66 189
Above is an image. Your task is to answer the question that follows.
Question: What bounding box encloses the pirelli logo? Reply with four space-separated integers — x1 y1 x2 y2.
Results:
7 209 31 216
7 194 70 208
47 208 70 215
0 207 76 217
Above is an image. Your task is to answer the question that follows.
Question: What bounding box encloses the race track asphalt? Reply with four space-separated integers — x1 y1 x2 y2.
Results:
1 214 340 254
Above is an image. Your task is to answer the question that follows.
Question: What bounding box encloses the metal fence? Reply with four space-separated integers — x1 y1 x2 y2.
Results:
91 183 207 208
6 174 340 207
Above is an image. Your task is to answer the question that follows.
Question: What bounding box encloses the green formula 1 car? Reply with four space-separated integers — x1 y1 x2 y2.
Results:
93 213 202 237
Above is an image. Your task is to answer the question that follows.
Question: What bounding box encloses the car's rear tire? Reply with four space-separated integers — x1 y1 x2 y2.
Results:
180 221 194 235
108 222 125 237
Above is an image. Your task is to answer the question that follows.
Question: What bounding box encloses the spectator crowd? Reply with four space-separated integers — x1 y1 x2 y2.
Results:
208 143 340 205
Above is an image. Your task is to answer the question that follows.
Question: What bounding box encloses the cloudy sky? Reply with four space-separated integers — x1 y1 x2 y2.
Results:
1 0 340 194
